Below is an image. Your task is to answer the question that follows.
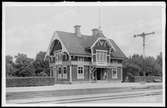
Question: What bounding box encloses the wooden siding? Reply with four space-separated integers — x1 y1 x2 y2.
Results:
84 65 90 81
54 65 70 82
71 65 90 81
72 65 78 81
107 67 122 81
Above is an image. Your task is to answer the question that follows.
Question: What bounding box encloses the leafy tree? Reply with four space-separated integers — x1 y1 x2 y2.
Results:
14 53 36 77
122 53 162 81
33 51 50 76
144 56 156 76
6 55 15 77
154 52 162 76
156 52 162 67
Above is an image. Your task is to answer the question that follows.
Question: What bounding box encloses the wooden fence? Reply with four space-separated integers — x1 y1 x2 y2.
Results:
134 76 162 82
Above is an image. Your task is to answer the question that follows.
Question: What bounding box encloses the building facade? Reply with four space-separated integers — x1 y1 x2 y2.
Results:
45 25 126 84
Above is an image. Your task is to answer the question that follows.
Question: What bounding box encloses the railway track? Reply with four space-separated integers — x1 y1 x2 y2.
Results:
56 91 161 104
6 84 162 101
13 89 162 104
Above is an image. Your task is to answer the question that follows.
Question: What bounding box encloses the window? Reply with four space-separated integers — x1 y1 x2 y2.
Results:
53 57 55 63
50 56 54 63
77 66 84 79
55 52 62 63
63 67 67 79
58 67 62 79
112 68 118 79
78 57 84 61
96 50 107 64
63 53 68 61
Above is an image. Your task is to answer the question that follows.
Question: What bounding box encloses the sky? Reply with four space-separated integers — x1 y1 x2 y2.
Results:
4 3 164 59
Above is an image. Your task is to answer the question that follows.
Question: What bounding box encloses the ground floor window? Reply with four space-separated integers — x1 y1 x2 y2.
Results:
50 68 53 77
58 67 62 79
63 66 67 79
77 66 84 79
112 68 118 79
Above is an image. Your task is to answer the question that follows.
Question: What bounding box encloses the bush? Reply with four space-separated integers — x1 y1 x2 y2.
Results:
6 77 55 87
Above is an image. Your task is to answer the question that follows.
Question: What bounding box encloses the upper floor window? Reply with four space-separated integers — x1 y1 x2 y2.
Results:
62 52 69 61
54 52 62 63
78 57 84 61
96 50 107 64
71 56 77 61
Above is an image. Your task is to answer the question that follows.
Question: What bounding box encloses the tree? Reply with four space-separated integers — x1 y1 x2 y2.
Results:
6 55 15 77
122 53 162 82
154 52 162 76
123 55 142 77
33 51 50 76
144 56 156 76
123 53 162 79
156 52 162 67
14 53 36 77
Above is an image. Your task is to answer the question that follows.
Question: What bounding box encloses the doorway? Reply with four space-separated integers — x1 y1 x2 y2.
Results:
96 68 105 80
96 68 101 80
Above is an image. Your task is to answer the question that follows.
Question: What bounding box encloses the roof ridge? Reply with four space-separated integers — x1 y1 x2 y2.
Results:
56 30 93 37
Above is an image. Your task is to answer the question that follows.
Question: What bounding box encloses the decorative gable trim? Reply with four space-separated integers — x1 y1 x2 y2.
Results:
90 37 116 51
44 31 70 60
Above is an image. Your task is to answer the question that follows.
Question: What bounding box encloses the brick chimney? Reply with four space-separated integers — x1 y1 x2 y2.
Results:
74 25 81 37
92 28 99 36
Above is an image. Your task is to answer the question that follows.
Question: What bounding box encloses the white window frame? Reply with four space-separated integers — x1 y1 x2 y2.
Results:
112 68 118 79
63 66 67 79
96 50 107 65
77 66 84 79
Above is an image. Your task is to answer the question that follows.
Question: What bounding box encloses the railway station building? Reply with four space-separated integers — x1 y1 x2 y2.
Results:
45 25 126 84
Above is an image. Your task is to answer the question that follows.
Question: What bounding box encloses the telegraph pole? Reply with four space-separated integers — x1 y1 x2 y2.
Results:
98 5 102 31
134 32 155 81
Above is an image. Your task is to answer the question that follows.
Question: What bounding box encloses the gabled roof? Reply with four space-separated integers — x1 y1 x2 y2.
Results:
54 31 126 58
109 39 126 58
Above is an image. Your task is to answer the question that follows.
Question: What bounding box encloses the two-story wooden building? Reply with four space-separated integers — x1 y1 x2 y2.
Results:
45 25 126 84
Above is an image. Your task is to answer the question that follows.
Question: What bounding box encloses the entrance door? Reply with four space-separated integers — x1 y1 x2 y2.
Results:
96 68 101 80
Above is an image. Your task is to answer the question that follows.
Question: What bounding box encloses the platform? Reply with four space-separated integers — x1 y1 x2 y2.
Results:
6 82 162 93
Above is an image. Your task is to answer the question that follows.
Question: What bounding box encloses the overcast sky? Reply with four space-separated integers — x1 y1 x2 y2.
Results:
4 3 164 59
